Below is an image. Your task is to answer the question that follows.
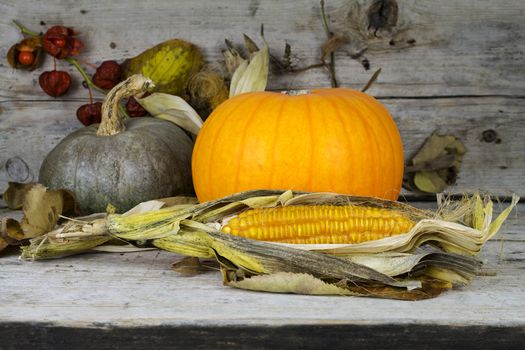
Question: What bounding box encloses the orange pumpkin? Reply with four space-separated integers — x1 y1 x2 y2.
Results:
192 88 404 202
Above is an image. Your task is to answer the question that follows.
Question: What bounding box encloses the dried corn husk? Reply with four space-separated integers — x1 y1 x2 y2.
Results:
229 43 269 97
20 190 518 300
136 92 204 135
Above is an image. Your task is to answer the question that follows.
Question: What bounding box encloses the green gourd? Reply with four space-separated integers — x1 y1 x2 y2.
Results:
39 74 194 214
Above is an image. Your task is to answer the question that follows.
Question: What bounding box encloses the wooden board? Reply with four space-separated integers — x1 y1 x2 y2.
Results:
1 0 525 198
0 0 524 97
0 202 524 348
1 97 523 196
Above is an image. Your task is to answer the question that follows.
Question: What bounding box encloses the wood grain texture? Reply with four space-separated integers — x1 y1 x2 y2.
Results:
1 323 523 350
1 97 523 196
0 203 523 328
1 0 524 193
1 1 524 347
1 0 524 96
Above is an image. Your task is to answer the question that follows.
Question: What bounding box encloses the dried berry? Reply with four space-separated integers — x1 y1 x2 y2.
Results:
76 102 102 126
17 51 35 66
92 60 121 90
126 96 148 117
38 70 71 97
42 25 84 59
6 36 43 71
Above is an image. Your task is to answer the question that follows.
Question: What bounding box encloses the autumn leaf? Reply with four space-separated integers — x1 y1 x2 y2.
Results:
0 238 7 252
1 184 78 251
3 182 37 210
19 184 78 239
405 134 466 193
171 256 212 276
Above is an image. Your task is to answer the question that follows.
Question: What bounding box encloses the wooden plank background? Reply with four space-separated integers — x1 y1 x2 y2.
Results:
0 0 524 197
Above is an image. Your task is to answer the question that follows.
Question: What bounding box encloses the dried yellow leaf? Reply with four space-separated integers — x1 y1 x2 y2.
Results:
19 184 78 239
3 182 37 210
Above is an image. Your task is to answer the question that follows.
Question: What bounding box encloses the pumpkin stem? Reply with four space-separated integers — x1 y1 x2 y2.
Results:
97 74 154 136
281 90 310 96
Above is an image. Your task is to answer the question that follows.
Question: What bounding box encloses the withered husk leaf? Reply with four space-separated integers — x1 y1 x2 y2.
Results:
21 189 518 300
158 196 199 207
3 182 37 210
229 42 269 97
136 92 204 135
243 34 259 55
21 234 110 260
227 271 450 300
223 40 246 77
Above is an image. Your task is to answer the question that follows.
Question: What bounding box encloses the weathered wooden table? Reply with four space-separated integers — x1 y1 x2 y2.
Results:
1 203 523 349
1 0 524 348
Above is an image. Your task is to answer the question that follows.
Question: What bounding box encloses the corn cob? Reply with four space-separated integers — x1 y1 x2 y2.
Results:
221 205 415 244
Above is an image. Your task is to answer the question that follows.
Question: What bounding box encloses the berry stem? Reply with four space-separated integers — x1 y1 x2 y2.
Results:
66 57 130 118
12 20 40 37
65 57 105 94
88 86 93 104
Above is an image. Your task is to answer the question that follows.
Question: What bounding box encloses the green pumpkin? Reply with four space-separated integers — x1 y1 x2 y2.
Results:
39 75 194 214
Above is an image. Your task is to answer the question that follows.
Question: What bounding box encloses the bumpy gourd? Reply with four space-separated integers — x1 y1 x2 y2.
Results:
39 75 194 214
192 89 404 202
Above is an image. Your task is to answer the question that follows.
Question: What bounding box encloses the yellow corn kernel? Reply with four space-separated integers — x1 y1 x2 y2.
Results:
221 205 415 244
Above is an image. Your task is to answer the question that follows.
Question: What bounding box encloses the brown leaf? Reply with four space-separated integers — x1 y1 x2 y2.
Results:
282 42 292 69
3 182 37 210
222 45 245 77
243 34 259 55
19 184 79 239
1 218 24 242
172 256 209 276
342 279 449 301
412 134 465 166
158 196 199 207
405 134 466 193
1 217 25 251
320 34 348 61
414 171 448 193
361 68 381 93
0 237 7 252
